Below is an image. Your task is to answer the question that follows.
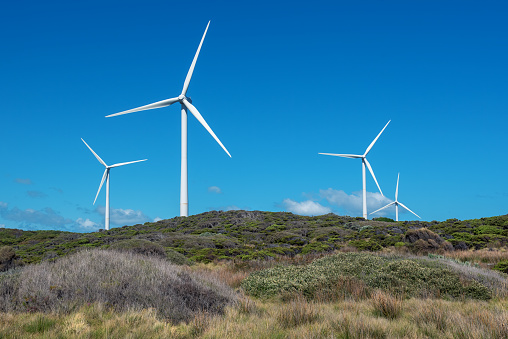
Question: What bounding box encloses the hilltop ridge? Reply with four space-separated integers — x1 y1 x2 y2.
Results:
2 210 508 265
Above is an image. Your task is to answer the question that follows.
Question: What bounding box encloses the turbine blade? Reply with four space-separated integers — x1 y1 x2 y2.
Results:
106 97 180 118
182 98 231 157
181 21 210 96
81 138 107 167
369 201 396 215
109 159 147 168
94 169 108 205
398 202 421 219
318 153 363 159
364 158 383 196
395 173 400 201
364 120 391 156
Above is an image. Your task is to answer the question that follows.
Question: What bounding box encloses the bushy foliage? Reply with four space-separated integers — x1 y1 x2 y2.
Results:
108 239 166 258
493 260 508 274
241 253 492 301
0 246 21 272
4 211 508 265
0 249 237 323
165 248 191 265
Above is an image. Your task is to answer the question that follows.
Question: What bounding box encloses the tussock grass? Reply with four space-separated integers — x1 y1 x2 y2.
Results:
371 290 403 319
276 294 320 328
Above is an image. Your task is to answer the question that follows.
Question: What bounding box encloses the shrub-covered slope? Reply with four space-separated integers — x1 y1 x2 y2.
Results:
1 210 508 265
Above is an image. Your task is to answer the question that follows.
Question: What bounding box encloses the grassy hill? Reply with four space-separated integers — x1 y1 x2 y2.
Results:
0 211 508 263
1 211 508 338
2 210 508 266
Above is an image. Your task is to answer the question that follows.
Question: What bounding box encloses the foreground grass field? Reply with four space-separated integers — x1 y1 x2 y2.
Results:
1 297 508 338
1 247 508 338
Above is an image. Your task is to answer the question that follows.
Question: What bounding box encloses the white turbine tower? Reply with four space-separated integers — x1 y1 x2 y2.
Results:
81 138 147 230
106 21 230 217
319 120 390 219
370 173 421 221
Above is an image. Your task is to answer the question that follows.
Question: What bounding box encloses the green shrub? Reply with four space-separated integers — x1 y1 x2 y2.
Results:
373 217 395 222
164 248 190 265
0 246 20 272
349 239 382 251
109 239 166 258
493 260 508 274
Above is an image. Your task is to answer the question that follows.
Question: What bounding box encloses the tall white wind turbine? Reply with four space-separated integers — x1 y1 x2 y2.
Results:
370 173 421 221
81 138 147 230
106 21 230 217
319 120 390 219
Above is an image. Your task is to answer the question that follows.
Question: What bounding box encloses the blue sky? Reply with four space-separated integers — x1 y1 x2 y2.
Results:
1 0 507 232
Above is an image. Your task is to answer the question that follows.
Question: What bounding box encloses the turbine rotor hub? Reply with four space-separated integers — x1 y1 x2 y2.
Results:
178 94 185 101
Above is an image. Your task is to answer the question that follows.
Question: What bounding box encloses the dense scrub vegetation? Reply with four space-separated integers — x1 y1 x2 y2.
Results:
241 252 493 300
2 210 508 266
0 249 236 323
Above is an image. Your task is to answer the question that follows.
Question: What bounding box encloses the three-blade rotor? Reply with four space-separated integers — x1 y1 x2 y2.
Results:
370 173 421 219
105 21 230 158
81 138 147 205
318 120 391 196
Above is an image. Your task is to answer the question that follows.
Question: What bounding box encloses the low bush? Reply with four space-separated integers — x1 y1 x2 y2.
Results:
0 246 22 272
493 260 508 274
241 253 493 301
108 239 166 258
0 249 237 323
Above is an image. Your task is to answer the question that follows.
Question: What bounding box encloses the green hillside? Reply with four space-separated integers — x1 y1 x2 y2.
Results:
2 210 508 266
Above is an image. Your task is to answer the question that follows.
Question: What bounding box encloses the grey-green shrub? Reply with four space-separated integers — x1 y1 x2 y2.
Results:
0 249 236 323
109 239 166 258
241 253 492 301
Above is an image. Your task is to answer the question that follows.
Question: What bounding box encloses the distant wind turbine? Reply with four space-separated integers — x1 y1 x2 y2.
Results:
81 138 147 230
370 173 421 221
106 21 230 217
319 120 390 219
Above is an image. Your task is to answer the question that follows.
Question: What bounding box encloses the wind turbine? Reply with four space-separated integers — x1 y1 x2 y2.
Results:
106 21 230 217
370 173 421 221
81 138 147 230
319 120 390 219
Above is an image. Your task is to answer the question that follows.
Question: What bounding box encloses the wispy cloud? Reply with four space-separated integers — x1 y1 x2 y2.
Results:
96 206 150 226
50 187 64 194
0 202 73 227
320 188 392 217
15 178 32 185
27 190 47 198
282 198 332 216
208 186 222 194
153 217 163 222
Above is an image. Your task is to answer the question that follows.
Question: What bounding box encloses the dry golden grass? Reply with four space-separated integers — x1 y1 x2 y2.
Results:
443 248 508 266
2 291 508 338
2 252 508 338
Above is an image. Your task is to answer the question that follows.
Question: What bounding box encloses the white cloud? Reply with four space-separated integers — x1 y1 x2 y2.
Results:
208 186 222 194
0 224 5 228
282 198 332 216
75 218 100 229
153 217 163 222
320 188 392 217
96 206 150 226
0 203 73 227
